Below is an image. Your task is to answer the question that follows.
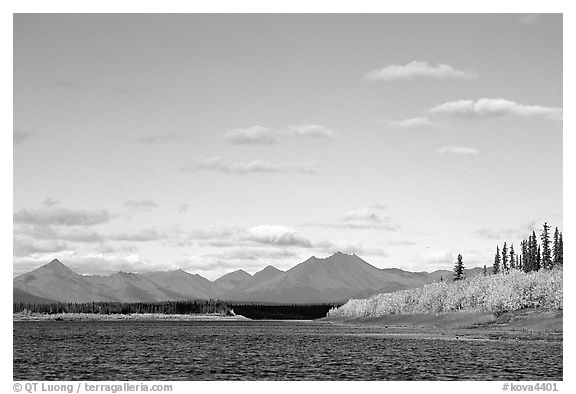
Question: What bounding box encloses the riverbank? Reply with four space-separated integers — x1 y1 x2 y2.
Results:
321 308 562 341
13 312 251 321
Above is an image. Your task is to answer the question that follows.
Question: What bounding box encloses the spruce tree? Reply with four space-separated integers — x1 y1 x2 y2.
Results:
502 242 509 272
453 254 465 281
553 227 560 267
558 232 563 266
521 240 530 272
541 222 551 269
509 244 515 270
483 265 487 276
493 245 501 274
536 245 541 271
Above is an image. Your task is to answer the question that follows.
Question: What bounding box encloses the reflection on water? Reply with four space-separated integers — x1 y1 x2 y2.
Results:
13 320 562 380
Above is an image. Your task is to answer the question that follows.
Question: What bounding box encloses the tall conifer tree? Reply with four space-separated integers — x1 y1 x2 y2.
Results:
453 254 465 281
502 242 509 272
541 222 551 269
493 245 501 274
509 244 515 270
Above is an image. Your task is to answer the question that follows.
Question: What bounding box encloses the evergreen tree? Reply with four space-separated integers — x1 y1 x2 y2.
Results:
521 239 529 272
502 242 509 272
509 244 515 270
558 232 563 266
527 231 539 272
536 245 542 271
483 264 487 276
453 254 465 281
541 222 552 269
553 227 560 267
516 255 520 271
493 245 501 274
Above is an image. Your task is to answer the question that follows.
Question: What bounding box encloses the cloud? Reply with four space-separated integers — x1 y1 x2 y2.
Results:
382 116 444 130
435 146 479 155
138 134 185 144
123 200 159 210
223 124 337 145
473 221 544 241
107 228 165 242
286 124 336 139
13 237 71 257
175 224 319 251
15 225 104 243
309 205 399 231
14 206 114 226
200 247 297 262
365 61 478 81
246 225 313 248
16 223 166 244
430 98 562 121
223 126 277 145
181 157 319 175
14 129 35 145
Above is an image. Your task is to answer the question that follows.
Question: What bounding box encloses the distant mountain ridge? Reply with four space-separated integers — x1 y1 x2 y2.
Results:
13 255 483 304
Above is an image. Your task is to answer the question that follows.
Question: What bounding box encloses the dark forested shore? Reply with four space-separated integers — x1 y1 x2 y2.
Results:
13 300 339 320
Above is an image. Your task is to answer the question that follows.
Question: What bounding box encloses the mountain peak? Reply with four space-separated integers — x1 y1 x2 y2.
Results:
43 259 72 271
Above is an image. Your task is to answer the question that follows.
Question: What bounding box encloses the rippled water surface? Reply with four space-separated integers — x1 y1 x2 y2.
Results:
13 320 562 380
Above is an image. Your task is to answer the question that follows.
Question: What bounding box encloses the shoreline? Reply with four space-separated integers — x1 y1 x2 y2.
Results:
13 312 251 322
320 308 563 341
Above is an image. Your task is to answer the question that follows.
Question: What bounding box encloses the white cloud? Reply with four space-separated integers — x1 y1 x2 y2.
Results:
286 124 336 139
365 61 478 81
430 98 562 121
13 237 71 257
246 225 313 248
14 206 114 226
382 116 444 130
181 157 319 175
223 124 337 145
435 146 479 155
307 205 399 231
223 126 277 145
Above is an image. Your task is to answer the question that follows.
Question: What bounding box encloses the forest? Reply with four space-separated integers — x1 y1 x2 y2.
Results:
13 299 339 320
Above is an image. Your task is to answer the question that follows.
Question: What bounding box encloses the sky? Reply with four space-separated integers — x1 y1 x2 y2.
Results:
13 14 563 279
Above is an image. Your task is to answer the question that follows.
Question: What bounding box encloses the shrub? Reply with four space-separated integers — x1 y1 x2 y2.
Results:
328 268 562 318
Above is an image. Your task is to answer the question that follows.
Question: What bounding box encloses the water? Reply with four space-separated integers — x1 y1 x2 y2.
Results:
13 320 562 380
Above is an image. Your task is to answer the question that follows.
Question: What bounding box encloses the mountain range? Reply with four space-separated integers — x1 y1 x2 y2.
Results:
13 252 483 304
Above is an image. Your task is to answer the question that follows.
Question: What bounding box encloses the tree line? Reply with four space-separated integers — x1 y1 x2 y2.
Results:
492 222 562 274
13 299 340 320
453 222 563 281
13 300 231 315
